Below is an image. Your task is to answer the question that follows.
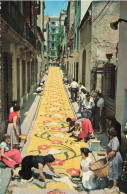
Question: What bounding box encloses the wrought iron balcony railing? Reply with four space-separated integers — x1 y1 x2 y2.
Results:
36 40 41 52
1 1 24 37
1 1 38 50
24 23 36 49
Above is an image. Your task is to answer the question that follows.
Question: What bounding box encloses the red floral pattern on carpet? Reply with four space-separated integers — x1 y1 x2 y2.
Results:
66 168 80 176
52 159 64 166
38 145 50 150
52 140 63 145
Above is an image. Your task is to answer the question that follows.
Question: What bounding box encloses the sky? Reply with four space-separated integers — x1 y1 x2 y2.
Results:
44 1 68 17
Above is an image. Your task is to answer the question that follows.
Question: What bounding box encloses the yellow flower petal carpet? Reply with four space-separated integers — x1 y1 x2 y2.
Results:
24 67 86 193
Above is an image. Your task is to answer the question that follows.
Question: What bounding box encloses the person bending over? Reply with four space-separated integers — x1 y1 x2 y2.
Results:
12 154 61 182
66 117 77 133
74 118 94 142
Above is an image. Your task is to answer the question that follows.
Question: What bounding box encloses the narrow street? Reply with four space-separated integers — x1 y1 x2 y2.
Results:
1 1 127 193
6 67 125 194
7 67 87 194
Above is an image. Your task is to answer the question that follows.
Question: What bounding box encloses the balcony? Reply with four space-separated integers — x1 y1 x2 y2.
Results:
25 23 36 49
34 1 40 15
1 1 39 51
36 40 41 52
1 1 24 37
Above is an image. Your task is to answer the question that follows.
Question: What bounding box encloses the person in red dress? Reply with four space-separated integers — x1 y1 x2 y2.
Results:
0 134 22 168
7 105 20 149
75 118 94 142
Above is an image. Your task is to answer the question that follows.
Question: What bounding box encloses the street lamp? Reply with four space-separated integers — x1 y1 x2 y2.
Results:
110 18 127 30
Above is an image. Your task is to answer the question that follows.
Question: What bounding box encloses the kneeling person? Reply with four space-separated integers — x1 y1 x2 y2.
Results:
13 154 61 182
74 118 94 141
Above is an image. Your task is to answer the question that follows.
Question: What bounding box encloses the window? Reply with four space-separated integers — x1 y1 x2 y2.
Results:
22 60 26 96
27 62 30 92
52 36 54 41
51 22 55 25
103 64 116 99
77 29 79 51
51 51 55 56
52 29 56 33
74 33 76 49
52 43 54 49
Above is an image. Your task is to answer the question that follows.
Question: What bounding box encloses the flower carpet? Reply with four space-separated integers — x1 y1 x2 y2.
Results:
9 67 87 194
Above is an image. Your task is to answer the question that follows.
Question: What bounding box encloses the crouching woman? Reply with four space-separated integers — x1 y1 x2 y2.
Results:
0 134 22 168
13 154 61 182
80 148 98 190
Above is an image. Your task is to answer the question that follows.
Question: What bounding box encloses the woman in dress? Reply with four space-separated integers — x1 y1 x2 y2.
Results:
96 92 105 133
105 127 123 192
12 154 61 182
77 88 86 114
74 118 94 142
7 104 20 149
0 134 22 168
80 148 98 190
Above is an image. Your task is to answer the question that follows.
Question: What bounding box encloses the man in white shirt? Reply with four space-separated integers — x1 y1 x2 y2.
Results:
82 94 95 120
70 79 79 101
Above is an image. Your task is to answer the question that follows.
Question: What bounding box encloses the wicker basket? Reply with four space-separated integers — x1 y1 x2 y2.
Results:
90 158 109 178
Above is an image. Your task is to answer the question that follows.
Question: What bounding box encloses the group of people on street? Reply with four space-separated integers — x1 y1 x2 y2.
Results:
0 74 124 192
68 78 105 134
65 78 124 192
66 115 123 192
36 80 45 95
0 101 22 168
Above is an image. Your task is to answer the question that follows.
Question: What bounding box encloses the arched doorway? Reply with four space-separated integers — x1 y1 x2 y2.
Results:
82 49 86 85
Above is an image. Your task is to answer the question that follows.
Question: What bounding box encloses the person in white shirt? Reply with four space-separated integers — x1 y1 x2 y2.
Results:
36 87 42 95
77 89 87 114
70 79 79 101
82 94 95 120
79 82 86 94
79 148 106 190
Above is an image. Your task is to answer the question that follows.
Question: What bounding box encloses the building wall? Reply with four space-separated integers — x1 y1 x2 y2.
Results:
116 1 127 128
91 1 119 67
0 1 42 139
48 17 59 58
69 1 75 29
79 8 92 90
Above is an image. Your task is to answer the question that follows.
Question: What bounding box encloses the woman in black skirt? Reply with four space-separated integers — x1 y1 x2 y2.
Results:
12 154 61 182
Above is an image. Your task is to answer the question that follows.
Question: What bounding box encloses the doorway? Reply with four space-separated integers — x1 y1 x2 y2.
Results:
76 62 78 82
82 49 86 85
17 58 20 104
3 52 12 120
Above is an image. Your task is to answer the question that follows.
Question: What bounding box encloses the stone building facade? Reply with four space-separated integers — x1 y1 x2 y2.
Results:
0 1 44 139
48 17 59 61
64 1 75 79
79 1 120 116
